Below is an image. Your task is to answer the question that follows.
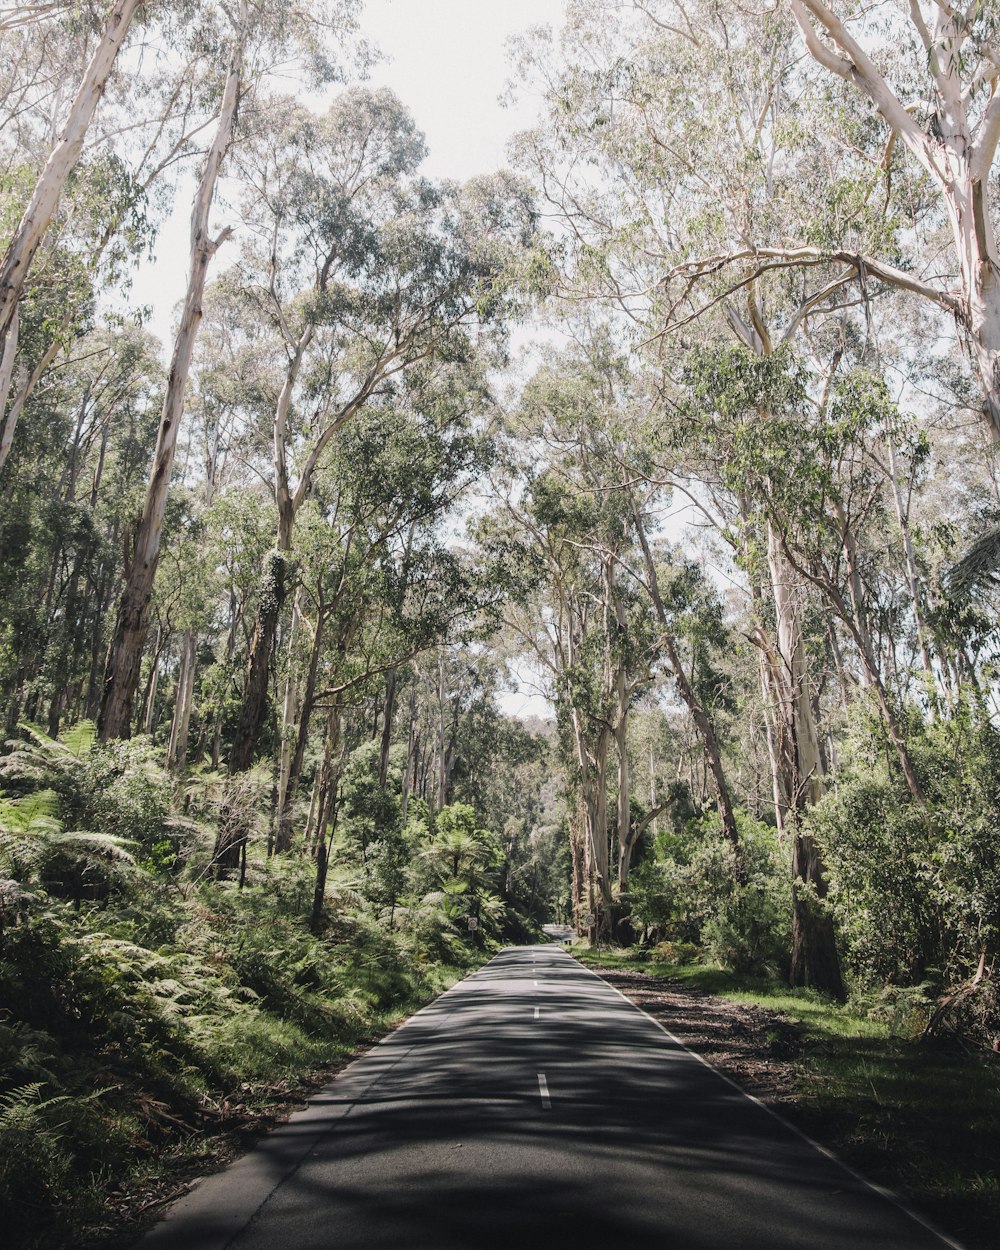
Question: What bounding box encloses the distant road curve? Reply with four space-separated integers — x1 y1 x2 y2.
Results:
139 946 964 1250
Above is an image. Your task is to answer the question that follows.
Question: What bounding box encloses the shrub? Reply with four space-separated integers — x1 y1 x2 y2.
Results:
809 704 1000 998
628 813 791 978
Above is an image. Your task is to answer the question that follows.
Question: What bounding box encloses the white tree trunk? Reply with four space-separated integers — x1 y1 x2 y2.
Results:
0 0 141 344
0 306 19 468
791 0 1000 437
436 652 449 812
274 595 302 852
99 4 246 740
767 522 823 810
167 629 197 773
143 624 162 736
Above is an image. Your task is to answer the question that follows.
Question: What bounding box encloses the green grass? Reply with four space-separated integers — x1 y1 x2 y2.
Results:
579 949 1000 1250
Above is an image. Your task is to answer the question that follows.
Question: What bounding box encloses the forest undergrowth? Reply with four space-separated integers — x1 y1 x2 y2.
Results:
0 723 513 1250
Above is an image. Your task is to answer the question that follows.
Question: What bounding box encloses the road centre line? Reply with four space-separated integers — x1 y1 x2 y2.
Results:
537 1072 551 1110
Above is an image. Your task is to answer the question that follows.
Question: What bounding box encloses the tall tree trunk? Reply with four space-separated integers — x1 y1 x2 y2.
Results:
886 434 936 691
312 705 343 855
230 549 290 772
303 768 320 853
0 307 19 467
310 839 330 935
378 668 398 788
0 333 60 476
615 713 633 890
436 653 448 811
212 591 238 768
402 688 416 819
765 524 845 999
273 597 302 853
98 15 244 740
83 554 114 718
570 803 587 930
631 494 741 852
767 525 823 810
166 629 197 772
0 0 141 351
278 600 325 852
605 559 636 895
142 623 163 736
230 322 313 770
574 714 613 922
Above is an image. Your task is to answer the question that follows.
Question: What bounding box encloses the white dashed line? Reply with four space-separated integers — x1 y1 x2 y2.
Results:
537 1073 551 1110
534 1006 540 1020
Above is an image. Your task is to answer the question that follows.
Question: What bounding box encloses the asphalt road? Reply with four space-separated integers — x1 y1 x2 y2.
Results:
139 946 962 1250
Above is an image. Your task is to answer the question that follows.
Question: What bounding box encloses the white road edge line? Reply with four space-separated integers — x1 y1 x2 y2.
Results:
537 1072 551 1110
573 952 967 1250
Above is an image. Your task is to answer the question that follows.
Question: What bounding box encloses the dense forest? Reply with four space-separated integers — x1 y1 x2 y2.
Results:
1 1 999 1245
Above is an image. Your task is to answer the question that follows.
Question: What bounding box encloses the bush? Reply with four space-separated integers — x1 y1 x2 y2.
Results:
628 813 791 977
809 704 1000 1000
0 1084 94 1250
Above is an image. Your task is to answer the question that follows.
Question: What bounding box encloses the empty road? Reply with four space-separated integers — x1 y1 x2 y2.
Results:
140 946 961 1250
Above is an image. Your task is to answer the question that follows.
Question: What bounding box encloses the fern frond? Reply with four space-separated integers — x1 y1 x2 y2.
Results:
54 831 136 864
946 524 1000 597
15 722 75 760
0 1081 46 1108
0 1082 73 1123
57 720 97 759
0 791 62 835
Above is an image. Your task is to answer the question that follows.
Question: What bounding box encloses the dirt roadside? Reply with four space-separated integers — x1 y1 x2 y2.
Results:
595 967 808 1105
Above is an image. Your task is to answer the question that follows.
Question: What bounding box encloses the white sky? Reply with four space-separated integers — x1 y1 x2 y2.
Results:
361 0 564 179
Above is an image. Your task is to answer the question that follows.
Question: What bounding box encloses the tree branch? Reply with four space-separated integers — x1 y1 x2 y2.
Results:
663 244 964 322
790 0 942 183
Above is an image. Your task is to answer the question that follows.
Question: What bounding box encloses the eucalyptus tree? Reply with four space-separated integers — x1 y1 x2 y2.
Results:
99 0 365 742
547 0 1000 437
0 1 238 456
269 371 495 851
0 323 161 735
0 0 142 356
510 0 863 990
222 88 538 769
98 1 248 742
788 0 1000 440
479 351 674 934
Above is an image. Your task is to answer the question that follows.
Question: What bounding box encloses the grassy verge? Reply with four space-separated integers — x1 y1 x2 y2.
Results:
578 949 1000 1250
